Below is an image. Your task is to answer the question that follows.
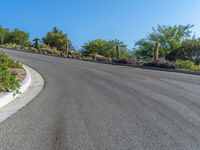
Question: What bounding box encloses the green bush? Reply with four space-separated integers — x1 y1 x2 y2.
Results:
0 53 22 68
0 62 20 92
0 53 21 92
175 60 200 71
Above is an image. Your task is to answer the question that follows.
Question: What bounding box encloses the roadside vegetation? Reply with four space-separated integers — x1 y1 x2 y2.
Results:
175 60 200 71
0 53 24 92
133 25 200 71
0 24 200 72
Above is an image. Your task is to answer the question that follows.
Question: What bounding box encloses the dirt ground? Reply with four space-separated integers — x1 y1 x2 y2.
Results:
10 68 26 81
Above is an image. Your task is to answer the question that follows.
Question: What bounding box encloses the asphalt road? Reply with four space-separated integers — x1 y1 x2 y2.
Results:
0 48 200 150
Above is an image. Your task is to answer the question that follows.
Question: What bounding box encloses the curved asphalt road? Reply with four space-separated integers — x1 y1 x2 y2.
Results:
0 48 200 150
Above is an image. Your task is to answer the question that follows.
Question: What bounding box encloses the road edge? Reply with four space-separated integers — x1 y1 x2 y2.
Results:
0 65 44 123
0 65 32 108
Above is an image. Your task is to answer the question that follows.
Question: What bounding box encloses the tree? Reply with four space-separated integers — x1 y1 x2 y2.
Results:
134 38 154 60
82 39 115 57
32 38 40 49
82 39 132 58
42 27 71 52
0 26 9 45
166 39 200 64
8 29 30 46
134 24 194 59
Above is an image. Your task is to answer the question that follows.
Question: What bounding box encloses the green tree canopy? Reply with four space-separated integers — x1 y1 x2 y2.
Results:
7 29 30 46
166 39 200 64
0 26 9 45
134 38 154 60
82 39 132 58
82 39 114 57
42 27 71 51
134 24 194 60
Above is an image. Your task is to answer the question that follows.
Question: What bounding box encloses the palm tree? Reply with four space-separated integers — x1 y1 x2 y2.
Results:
33 38 40 49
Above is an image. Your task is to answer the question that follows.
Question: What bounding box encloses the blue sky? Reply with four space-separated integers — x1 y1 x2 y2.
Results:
0 0 200 49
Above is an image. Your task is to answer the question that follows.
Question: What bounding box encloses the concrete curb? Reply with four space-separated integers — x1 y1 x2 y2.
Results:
0 65 32 108
0 65 44 123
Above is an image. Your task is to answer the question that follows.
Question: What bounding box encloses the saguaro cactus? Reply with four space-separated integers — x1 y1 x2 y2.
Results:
66 42 69 57
116 45 120 59
94 52 97 60
153 42 160 61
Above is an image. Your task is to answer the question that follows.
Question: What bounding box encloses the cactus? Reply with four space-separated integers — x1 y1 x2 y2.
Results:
116 45 120 59
94 52 97 60
153 42 160 61
66 42 69 57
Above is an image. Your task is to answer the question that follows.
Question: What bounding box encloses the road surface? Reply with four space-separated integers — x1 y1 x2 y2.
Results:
0 48 200 150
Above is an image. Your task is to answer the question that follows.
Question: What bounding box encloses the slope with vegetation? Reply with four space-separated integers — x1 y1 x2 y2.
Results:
0 24 200 72
133 24 200 71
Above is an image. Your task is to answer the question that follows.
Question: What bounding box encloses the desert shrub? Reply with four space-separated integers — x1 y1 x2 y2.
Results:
0 53 22 68
39 46 62 56
112 59 145 66
143 61 175 69
29 47 38 53
89 53 108 61
113 58 129 64
52 49 61 56
175 60 200 71
4 43 22 49
0 61 20 91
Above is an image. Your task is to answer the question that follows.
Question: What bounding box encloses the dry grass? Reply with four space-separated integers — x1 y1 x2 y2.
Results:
10 68 26 81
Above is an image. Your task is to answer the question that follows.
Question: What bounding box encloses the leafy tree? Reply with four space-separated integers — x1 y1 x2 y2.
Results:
134 38 154 60
7 29 30 46
82 39 132 58
42 27 71 52
166 39 200 64
0 26 9 45
82 39 115 57
134 24 194 59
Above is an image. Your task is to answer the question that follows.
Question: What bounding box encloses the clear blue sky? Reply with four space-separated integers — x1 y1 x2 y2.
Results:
1 0 200 49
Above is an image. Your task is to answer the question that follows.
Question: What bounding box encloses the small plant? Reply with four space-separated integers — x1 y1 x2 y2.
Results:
0 53 22 68
0 53 21 92
175 60 200 71
0 63 20 92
